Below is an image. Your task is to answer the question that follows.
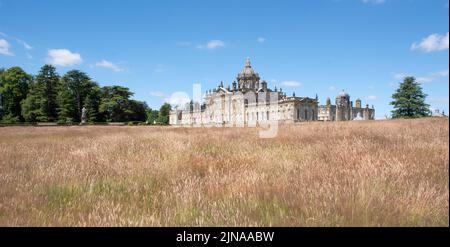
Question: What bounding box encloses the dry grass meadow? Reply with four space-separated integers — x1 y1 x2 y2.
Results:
0 118 448 226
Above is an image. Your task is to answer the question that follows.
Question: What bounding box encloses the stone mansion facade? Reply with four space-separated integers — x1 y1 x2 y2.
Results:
318 93 375 121
169 58 375 126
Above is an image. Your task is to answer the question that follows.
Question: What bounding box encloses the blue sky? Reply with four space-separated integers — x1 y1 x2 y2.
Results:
0 0 448 118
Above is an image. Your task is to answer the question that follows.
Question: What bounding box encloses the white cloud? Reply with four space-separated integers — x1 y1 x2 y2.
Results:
16 39 32 50
411 32 449 52
281 80 302 87
328 86 336 91
367 95 378 100
432 69 449 77
388 82 398 88
0 32 33 50
95 60 124 72
394 69 449 83
47 49 82 66
393 72 408 80
165 92 191 106
362 0 386 4
257 37 266 43
150 91 165 97
430 97 449 104
197 40 225 50
416 76 434 83
0 39 13 56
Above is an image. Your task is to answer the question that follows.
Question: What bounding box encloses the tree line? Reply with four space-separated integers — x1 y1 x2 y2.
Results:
0 66 439 124
0 65 170 124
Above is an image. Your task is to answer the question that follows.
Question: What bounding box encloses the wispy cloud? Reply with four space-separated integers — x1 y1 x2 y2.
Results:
197 40 225 50
328 86 336 91
361 0 386 5
150 91 166 97
281 80 302 87
257 37 266 43
165 92 191 106
411 32 449 52
0 32 33 50
16 38 32 50
430 96 449 104
367 95 378 100
47 49 82 66
394 69 449 83
95 60 124 72
388 82 398 88
393 72 408 80
0 39 13 56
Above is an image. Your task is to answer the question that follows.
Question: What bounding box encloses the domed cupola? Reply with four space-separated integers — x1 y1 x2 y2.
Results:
237 57 260 90
337 90 350 100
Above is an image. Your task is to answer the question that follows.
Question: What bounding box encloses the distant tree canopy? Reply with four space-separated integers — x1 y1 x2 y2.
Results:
0 65 169 124
0 67 31 123
22 65 60 122
157 103 171 125
99 85 147 122
390 76 430 118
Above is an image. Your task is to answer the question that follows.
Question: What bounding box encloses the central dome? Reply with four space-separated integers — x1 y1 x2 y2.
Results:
237 57 260 90
238 57 259 78
337 90 349 98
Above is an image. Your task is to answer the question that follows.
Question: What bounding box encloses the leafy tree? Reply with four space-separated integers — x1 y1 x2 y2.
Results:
35 65 60 122
0 67 31 122
157 103 171 125
84 85 102 122
21 65 60 122
60 70 97 122
146 108 159 124
56 81 76 123
0 68 4 119
390 76 430 118
21 80 44 122
99 85 134 122
128 100 148 122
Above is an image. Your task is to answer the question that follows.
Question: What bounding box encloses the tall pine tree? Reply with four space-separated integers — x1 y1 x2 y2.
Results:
22 65 60 122
36 65 60 122
0 68 4 119
84 85 102 122
59 70 97 122
56 80 76 123
21 79 44 122
390 76 430 118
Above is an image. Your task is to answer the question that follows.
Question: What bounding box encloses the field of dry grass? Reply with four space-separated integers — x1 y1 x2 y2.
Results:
0 118 448 226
